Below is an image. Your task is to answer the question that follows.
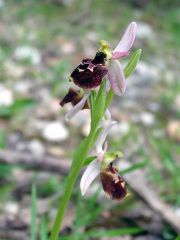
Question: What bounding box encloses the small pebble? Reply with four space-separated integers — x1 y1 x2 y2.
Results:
28 139 45 156
140 112 155 126
167 120 180 142
14 46 41 64
0 84 13 106
42 121 69 142
4 202 19 215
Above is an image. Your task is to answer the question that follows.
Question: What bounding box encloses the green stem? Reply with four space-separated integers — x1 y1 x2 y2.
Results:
49 130 96 240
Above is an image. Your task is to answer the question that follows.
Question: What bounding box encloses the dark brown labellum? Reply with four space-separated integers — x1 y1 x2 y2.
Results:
60 88 88 109
100 162 127 200
70 52 108 89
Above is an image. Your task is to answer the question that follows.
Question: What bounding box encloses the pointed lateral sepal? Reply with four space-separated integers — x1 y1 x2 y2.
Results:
113 22 137 54
80 159 99 196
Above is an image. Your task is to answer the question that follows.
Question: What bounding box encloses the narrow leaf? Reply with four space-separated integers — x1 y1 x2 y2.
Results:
40 216 48 240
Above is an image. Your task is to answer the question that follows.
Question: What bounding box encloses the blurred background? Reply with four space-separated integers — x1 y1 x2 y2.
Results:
0 0 179 239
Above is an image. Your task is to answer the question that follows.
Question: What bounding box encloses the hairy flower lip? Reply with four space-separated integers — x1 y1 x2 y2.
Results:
100 162 127 200
70 52 108 89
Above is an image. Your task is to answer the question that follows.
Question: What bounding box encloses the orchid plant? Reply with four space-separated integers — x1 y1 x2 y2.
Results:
50 22 141 240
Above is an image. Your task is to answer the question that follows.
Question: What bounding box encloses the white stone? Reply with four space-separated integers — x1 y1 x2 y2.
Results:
140 112 155 126
42 122 69 142
14 46 41 64
0 84 13 106
28 139 45 156
4 202 19 215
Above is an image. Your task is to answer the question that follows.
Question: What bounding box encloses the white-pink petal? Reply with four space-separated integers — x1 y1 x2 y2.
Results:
112 51 129 59
80 159 99 196
65 92 90 120
113 21 137 55
107 60 126 96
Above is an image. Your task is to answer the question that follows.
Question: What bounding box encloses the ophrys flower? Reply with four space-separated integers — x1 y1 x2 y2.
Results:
80 121 127 200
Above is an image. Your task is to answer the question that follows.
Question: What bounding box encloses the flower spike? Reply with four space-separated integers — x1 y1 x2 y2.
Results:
51 22 140 238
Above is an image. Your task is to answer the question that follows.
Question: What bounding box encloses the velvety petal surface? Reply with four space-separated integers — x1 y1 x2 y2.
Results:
113 22 137 56
107 60 126 96
80 160 99 196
